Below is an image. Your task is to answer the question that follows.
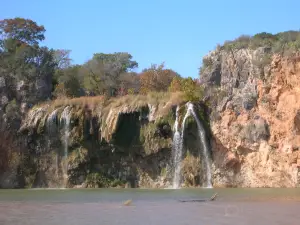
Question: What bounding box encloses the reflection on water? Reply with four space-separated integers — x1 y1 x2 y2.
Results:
0 188 300 225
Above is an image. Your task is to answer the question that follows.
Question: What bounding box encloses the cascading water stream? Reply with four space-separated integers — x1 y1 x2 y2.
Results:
171 102 212 189
172 106 192 189
187 103 212 188
60 106 71 186
172 106 182 189
46 109 59 177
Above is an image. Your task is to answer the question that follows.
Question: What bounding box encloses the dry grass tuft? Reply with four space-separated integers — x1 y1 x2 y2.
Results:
50 96 106 109
40 92 185 115
29 92 186 130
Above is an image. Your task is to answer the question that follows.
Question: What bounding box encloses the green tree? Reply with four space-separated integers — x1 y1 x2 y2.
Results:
93 52 138 73
118 72 140 95
181 77 204 102
0 18 45 45
0 17 56 97
81 52 139 96
82 58 107 95
53 65 82 98
169 76 182 92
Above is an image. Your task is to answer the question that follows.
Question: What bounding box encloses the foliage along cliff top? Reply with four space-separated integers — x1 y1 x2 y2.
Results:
0 17 205 107
198 31 300 77
220 31 300 53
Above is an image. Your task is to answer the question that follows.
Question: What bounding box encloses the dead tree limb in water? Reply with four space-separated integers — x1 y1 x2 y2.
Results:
179 193 218 203
210 193 218 201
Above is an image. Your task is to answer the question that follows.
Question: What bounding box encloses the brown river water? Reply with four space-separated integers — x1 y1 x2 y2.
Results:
0 188 300 225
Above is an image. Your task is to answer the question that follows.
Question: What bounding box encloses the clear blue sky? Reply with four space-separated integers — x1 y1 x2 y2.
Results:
1 0 299 78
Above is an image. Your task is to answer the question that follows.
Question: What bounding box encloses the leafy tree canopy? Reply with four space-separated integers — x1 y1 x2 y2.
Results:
0 18 45 46
140 63 180 94
93 52 138 73
0 18 56 82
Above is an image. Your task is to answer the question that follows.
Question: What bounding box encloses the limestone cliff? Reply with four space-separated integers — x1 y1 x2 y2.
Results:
1 91 212 188
201 46 300 187
0 70 53 188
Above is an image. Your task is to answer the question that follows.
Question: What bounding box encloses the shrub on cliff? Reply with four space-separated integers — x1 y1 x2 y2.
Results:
223 35 252 51
168 76 204 102
222 31 300 55
168 76 182 92
85 173 111 188
53 65 83 98
139 63 179 94
181 77 204 102
85 172 125 188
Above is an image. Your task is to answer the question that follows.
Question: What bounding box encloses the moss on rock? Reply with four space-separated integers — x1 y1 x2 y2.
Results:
182 152 201 187
85 172 125 188
68 147 89 170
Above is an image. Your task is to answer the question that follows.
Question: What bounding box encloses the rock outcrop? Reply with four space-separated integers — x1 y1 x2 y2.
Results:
0 70 53 188
201 46 300 187
1 91 211 188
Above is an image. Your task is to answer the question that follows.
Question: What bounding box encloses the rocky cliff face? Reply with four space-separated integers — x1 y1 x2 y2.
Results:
2 41 300 189
201 47 300 187
1 91 212 189
0 71 53 188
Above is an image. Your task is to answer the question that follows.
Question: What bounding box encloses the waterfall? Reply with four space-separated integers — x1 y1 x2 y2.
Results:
187 102 212 188
60 106 71 186
172 106 182 189
172 105 191 189
47 109 58 134
46 109 59 178
171 102 212 189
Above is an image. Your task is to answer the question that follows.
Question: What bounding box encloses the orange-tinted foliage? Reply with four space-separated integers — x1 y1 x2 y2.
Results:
0 18 45 45
169 76 182 92
139 64 178 94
